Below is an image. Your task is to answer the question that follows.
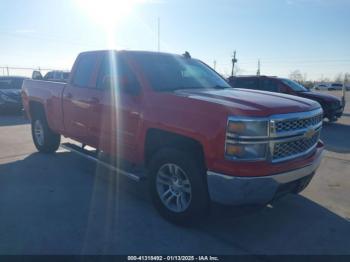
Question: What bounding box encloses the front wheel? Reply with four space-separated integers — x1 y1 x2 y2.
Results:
31 113 61 153
149 148 209 225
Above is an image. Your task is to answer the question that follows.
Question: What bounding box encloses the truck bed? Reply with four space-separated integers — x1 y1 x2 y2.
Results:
22 79 66 133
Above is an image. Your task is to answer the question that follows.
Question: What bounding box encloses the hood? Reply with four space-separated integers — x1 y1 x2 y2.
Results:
0 89 22 102
297 91 341 103
174 88 320 116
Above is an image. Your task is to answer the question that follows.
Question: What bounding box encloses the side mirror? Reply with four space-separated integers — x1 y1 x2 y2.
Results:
32 70 43 80
119 76 129 87
102 75 116 89
279 84 289 93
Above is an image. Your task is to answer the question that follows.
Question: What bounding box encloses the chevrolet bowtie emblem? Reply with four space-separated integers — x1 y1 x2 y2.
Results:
304 127 316 139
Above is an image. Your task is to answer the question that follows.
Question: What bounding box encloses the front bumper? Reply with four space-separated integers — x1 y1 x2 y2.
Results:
323 105 344 118
207 148 323 205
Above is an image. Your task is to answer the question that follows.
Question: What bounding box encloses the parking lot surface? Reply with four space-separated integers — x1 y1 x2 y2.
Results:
0 91 349 255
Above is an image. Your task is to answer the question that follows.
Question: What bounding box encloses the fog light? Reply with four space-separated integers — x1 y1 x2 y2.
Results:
226 144 244 156
226 143 267 160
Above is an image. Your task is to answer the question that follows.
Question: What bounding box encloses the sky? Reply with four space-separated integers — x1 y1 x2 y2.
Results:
0 0 349 80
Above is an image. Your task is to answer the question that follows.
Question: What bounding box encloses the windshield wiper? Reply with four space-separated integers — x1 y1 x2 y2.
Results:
211 85 230 89
171 85 230 91
172 86 204 91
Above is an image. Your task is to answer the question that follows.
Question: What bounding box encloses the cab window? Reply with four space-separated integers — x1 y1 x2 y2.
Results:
96 55 140 94
73 54 97 87
234 78 258 89
260 78 278 92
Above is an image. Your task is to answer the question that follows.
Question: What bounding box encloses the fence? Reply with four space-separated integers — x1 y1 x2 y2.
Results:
0 66 67 78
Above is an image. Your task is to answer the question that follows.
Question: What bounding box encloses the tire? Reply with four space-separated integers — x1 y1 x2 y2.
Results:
148 148 209 225
31 111 61 153
328 116 338 122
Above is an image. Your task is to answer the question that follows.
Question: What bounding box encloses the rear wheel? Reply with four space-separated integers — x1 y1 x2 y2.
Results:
149 148 209 225
31 112 61 153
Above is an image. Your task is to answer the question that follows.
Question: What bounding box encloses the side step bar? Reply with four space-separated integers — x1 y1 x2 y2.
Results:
60 143 144 182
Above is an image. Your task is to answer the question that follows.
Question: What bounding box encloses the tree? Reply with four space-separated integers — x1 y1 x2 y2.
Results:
318 75 330 83
334 73 343 83
345 73 350 83
289 70 304 83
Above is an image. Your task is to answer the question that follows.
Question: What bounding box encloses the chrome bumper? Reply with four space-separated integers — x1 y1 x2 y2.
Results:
207 151 323 205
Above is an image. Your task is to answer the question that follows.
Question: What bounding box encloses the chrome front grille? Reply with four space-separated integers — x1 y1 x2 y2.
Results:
272 130 320 161
225 108 323 163
274 113 323 133
270 109 323 162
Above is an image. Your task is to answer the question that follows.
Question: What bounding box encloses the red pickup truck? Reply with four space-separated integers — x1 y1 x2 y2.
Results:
22 50 324 223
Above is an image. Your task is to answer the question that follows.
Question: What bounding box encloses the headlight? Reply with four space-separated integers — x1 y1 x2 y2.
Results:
225 118 269 160
227 120 268 137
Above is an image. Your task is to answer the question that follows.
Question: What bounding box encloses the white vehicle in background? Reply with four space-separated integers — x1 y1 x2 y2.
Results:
43 70 70 82
31 70 70 83
314 83 329 90
314 83 343 91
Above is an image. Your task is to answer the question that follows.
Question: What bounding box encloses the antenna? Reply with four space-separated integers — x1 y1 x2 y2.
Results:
157 17 160 52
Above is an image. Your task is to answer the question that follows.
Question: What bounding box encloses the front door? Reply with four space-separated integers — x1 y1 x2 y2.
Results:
88 53 142 160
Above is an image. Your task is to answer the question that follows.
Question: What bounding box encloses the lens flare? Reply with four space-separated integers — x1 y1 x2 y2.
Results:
75 0 138 30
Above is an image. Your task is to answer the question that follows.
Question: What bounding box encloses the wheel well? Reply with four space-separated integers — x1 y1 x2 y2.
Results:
144 129 206 168
29 101 45 119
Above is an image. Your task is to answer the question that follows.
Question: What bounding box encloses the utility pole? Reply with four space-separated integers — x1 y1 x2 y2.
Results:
6 66 9 76
257 59 261 76
213 60 217 70
231 51 237 77
342 73 348 107
157 17 160 52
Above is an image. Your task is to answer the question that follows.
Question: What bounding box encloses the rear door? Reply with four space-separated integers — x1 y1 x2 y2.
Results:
62 52 101 144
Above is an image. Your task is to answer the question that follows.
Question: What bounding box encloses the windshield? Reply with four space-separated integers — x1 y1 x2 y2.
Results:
0 78 23 89
282 78 309 92
63 72 70 80
128 53 230 91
